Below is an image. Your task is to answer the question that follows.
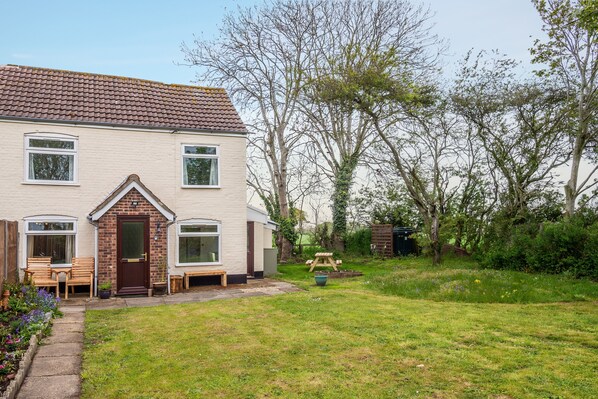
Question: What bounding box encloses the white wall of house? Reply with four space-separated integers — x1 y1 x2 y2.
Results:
0 119 247 276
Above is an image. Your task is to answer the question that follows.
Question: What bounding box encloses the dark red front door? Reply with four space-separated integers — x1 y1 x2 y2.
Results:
117 216 150 295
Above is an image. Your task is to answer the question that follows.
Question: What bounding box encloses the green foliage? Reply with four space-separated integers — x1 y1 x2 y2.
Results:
351 182 422 228
331 156 359 242
481 219 598 279
311 222 333 248
344 229 371 256
262 192 299 250
300 245 329 260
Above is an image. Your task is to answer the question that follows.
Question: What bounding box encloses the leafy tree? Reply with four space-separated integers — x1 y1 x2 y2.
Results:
531 0 598 216
301 0 442 250
453 52 570 223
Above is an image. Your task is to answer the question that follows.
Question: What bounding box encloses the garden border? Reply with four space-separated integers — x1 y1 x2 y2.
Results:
1 330 42 399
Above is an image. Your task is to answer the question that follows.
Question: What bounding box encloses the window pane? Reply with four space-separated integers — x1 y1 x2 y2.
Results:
29 139 74 150
179 236 219 263
28 234 74 264
183 158 218 186
28 222 74 231
29 153 74 181
184 146 217 155
122 222 144 259
181 225 218 233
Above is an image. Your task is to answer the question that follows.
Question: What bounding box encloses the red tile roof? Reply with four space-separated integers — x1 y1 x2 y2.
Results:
0 65 247 133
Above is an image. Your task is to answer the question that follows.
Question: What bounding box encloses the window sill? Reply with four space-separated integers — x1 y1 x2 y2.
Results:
175 262 222 267
22 181 80 187
181 185 221 189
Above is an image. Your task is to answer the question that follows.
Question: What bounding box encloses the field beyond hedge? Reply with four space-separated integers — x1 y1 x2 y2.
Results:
82 257 598 398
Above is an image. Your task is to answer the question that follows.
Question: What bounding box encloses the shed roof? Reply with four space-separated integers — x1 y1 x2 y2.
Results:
0 65 247 133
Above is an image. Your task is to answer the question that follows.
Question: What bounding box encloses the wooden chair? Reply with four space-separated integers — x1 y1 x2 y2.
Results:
65 257 95 299
25 257 59 297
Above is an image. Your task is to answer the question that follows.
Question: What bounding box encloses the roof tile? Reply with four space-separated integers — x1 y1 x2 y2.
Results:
0 65 247 133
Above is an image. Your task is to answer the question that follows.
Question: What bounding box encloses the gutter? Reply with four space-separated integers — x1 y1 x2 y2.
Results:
0 116 248 136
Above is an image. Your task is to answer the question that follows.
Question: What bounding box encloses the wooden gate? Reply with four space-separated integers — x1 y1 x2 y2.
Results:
0 220 19 293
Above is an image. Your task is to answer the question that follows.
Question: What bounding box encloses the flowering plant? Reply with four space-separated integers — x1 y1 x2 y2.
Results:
0 282 60 393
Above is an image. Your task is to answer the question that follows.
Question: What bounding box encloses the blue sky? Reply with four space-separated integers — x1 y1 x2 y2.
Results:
1 0 544 85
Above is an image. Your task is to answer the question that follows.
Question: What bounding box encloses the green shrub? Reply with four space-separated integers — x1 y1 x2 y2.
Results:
481 220 598 280
344 229 371 256
300 245 327 259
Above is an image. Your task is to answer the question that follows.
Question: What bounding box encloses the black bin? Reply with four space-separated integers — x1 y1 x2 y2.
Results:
392 227 417 256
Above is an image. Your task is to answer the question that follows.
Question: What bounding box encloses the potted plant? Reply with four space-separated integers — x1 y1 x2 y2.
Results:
314 272 328 286
98 282 111 299
153 256 168 296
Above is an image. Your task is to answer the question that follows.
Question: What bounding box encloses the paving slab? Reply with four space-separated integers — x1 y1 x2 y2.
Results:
28 356 81 377
17 375 80 399
50 322 84 334
35 342 83 358
59 305 85 313
44 332 84 344
53 313 85 324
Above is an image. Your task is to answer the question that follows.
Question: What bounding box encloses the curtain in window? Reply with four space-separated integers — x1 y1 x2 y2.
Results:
209 159 218 185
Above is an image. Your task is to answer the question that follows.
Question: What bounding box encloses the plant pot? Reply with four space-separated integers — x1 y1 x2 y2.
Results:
98 289 111 299
314 275 328 286
153 282 168 296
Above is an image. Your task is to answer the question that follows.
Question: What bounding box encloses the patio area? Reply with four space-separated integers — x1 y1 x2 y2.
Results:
60 278 302 310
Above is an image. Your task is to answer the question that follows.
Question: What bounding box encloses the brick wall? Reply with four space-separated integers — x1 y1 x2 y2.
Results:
97 188 168 292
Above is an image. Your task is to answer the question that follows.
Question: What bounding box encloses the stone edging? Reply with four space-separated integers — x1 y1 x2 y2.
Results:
1 330 42 399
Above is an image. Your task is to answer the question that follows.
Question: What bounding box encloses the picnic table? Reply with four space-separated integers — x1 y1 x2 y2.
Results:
306 252 342 272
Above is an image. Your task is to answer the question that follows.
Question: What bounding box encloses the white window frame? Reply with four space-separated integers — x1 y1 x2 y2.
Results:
176 219 222 266
181 144 220 188
24 215 77 268
24 133 79 185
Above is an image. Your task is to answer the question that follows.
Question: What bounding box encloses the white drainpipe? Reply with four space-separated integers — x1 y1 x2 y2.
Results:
87 216 99 297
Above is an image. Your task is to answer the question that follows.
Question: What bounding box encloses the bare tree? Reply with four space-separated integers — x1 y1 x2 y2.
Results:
531 0 598 216
182 1 319 261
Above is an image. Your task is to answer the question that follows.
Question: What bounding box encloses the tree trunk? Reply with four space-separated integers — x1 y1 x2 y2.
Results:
564 119 587 217
430 207 442 265
277 236 293 262
331 157 358 251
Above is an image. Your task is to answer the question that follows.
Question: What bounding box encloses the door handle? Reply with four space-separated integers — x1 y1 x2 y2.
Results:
142 252 147 262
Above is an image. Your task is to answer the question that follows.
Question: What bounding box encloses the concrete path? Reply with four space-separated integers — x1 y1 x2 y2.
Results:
16 279 300 398
17 306 84 399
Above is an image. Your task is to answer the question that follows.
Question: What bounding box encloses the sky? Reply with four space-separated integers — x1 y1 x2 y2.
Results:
0 0 546 85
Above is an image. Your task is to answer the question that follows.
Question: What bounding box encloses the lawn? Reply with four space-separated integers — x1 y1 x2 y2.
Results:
82 257 598 398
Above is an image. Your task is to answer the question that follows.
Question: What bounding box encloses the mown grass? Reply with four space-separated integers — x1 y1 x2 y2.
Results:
82 257 598 398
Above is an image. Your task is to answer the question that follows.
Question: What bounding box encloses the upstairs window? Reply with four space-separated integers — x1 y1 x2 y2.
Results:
25 135 78 183
182 145 219 187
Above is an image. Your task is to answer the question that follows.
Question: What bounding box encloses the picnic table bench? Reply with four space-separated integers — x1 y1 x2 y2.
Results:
306 252 342 272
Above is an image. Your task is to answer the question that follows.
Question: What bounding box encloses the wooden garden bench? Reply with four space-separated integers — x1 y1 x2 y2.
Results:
25 257 59 297
184 270 227 289
65 257 95 299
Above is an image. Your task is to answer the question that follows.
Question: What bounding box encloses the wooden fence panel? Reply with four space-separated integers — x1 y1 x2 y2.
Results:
6 221 18 284
0 221 5 293
371 224 393 258
0 220 19 293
